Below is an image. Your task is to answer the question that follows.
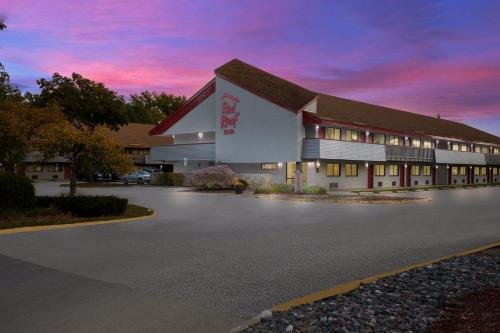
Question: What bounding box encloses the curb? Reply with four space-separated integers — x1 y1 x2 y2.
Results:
0 211 156 235
272 241 500 312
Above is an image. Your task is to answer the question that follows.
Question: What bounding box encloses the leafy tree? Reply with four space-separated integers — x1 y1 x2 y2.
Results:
0 63 22 102
125 91 186 124
40 122 134 196
36 73 127 131
0 101 63 173
0 21 6 30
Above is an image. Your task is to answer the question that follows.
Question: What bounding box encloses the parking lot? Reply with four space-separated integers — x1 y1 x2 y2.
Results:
1 182 499 332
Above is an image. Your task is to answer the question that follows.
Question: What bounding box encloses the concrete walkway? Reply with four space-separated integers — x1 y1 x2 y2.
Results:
0 182 499 332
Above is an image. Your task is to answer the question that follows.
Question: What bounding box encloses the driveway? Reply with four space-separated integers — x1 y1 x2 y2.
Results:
1 182 499 332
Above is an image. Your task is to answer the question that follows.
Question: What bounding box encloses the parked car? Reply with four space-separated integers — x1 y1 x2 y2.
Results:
122 170 151 184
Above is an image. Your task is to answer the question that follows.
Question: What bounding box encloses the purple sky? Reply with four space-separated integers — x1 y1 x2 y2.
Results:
1 0 499 135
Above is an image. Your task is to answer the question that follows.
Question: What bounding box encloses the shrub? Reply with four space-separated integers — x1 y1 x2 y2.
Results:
36 195 128 217
191 165 237 188
233 178 249 189
302 184 327 195
0 173 35 213
254 183 294 194
159 173 185 186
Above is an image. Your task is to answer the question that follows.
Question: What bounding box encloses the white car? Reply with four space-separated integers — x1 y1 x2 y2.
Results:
122 170 151 184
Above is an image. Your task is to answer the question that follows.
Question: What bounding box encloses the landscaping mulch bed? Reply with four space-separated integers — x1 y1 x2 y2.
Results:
253 193 429 204
243 247 500 333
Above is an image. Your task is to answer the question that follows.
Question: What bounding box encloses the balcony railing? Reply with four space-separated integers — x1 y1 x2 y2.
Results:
385 146 435 162
302 139 386 161
131 154 146 164
485 153 500 165
434 149 485 165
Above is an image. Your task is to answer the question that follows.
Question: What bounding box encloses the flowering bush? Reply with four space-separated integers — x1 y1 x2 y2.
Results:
191 165 237 188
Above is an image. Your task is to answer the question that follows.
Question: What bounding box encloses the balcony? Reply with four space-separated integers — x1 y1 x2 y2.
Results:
385 146 434 163
485 153 500 165
131 154 146 164
150 143 215 162
302 139 386 161
434 149 485 165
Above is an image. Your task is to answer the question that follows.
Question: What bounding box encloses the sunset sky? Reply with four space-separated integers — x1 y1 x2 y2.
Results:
1 0 499 134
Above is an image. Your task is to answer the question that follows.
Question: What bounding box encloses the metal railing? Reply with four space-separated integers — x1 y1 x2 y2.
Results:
385 145 435 162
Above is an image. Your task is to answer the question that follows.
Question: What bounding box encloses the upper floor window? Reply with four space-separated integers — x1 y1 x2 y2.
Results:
345 129 358 142
389 135 400 146
474 146 481 153
482 146 490 154
374 133 386 145
494 147 499 155
451 143 459 151
345 163 358 176
326 163 340 177
411 138 421 148
326 127 341 140
423 140 432 149
460 144 467 152
374 164 385 176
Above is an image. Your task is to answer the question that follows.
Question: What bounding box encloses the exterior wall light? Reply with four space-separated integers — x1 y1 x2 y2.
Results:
365 162 369 168
277 162 283 168
447 165 449 169
404 164 408 168
366 131 370 136
315 125 319 130
198 132 203 139
315 160 321 168
307 162 314 167
436 165 439 169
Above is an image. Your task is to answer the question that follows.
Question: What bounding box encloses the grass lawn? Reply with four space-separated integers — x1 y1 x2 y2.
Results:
0 204 153 230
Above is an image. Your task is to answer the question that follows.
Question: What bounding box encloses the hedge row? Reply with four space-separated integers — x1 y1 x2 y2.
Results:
36 195 128 217
159 173 185 186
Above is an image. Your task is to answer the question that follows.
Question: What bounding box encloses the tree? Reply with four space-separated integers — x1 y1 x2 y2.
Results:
0 101 62 173
36 72 128 131
0 63 22 102
125 91 186 124
41 122 134 196
0 21 6 30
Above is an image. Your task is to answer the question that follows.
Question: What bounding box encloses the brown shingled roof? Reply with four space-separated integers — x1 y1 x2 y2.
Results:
111 123 172 148
215 59 317 111
215 59 500 145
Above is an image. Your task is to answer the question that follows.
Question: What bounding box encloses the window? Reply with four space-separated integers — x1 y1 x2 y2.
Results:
345 129 358 142
460 166 467 176
481 167 487 175
374 164 385 176
26 164 42 172
345 164 358 177
374 133 386 145
411 165 420 176
474 166 480 175
494 147 499 155
474 146 481 153
423 140 432 149
47 164 63 172
460 144 467 152
451 143 459 151
261 163 278 170
389 135 400 146
451 166 458 176
493 168 498 176
423 165 431 176
411 138 421 148
326 163 340 177
482 147 489 154
326 128 341 140
389 165 399 176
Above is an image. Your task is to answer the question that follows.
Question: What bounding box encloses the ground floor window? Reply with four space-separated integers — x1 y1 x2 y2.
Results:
26 164 42 172
481 167 487 175
345 163 358 177
389 164 399 176
460 166 467 176
494 167 498 175
374 164 385 176
326 163 340 177
423 165 431 176
474 166 480 175
261 163 278 170
47 164 64 172
411 165 420 176
451 166 458 176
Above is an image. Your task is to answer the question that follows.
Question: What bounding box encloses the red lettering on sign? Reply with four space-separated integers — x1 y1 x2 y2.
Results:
220 93 240 135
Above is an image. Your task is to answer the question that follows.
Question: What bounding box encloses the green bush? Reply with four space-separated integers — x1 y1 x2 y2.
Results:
254 183 294 194
236 178 249 188
36 195 128 217
0 173 35 213
159 173 185 186
302 184 327 195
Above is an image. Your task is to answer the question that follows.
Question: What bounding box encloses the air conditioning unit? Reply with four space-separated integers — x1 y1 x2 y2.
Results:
453 179 457 184
329 182 339 190
392 181 397 186
414 180 418 186
425 180 430 185
377 182 383 187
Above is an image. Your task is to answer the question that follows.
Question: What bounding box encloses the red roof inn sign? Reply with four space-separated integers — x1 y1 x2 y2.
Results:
220 92 240 135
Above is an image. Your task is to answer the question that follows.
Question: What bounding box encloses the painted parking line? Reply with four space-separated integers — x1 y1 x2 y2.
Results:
0 212 155 235
272 241 500 312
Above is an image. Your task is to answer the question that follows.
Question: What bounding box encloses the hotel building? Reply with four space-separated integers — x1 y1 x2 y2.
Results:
150 59 500 190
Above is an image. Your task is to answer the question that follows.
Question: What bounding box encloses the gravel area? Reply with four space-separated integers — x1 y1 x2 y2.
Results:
243 248 500 333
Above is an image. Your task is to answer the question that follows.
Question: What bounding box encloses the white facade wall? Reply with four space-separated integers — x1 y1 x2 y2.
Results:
215 77 302 163
173 160 213 173
166 94 215 134
173 132 215 144
306 162 368 190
